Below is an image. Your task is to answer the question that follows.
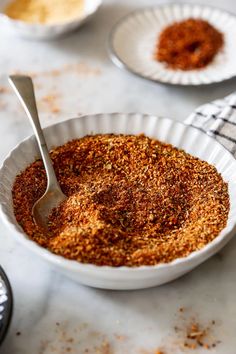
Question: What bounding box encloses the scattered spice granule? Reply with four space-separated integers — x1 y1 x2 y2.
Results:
41 93 61 114
139 349 165 354
183 322 215 349
0 86 10 94
156 18 223 70
174 313 221 351
14 62 101 78
114 334 127 341
12 134 229 267
11 70 38 79
72 63 101 76
51 69 61 77
51 106 60 114
95 340 112 354
0 102 7 110
16 331 21 336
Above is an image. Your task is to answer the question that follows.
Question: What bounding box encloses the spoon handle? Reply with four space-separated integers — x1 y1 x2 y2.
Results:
9 75 60 190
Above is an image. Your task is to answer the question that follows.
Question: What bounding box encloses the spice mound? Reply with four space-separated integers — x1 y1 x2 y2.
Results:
12 134 229 267
4 0 84 24
156 19 224 70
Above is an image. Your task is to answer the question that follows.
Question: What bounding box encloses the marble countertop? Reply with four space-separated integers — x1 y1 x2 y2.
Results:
1 0 236 353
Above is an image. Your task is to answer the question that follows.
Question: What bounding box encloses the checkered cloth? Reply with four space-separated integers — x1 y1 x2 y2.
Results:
185 93 236 157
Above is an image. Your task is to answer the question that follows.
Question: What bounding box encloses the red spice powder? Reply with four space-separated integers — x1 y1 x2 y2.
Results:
156 18 224 70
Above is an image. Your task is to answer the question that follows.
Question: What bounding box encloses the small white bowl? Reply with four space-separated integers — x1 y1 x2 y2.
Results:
0 113 236 290
0 0 102 39
109 4 236 85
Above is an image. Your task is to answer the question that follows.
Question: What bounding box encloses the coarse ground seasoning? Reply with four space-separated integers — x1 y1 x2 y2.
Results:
156 19 224 70
4 0 84 24
12 134 229 267
174 308 221 351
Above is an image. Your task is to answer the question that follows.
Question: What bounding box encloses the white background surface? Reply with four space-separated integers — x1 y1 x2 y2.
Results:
1 0 236 353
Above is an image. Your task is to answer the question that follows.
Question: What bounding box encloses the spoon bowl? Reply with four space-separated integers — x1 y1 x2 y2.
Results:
33 188 66 231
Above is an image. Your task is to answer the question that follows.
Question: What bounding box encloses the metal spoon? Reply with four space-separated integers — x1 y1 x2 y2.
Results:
9 75 66 231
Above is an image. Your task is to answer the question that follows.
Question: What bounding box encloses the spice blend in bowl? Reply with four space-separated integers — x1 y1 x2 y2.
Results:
1 114 236 289
12 134 229 267
4 0 84 24
0 0 102 39
156 19 224 70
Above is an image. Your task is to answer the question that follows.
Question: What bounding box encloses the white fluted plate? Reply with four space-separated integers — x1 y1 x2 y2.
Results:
0 114 236 290
0 0 102 40
109 4 236 85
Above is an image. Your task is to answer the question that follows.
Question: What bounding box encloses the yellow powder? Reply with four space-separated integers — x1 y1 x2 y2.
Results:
4 0 84 24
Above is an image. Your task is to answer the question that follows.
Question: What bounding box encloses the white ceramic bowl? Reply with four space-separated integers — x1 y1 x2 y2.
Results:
109 4 236 85
0 0 102 39
0 113 236 290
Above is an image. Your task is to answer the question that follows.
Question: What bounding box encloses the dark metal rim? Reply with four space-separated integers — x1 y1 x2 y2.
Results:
0 266 13 346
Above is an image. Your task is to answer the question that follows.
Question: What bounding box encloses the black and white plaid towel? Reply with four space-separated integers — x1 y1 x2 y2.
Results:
185 93 236 157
